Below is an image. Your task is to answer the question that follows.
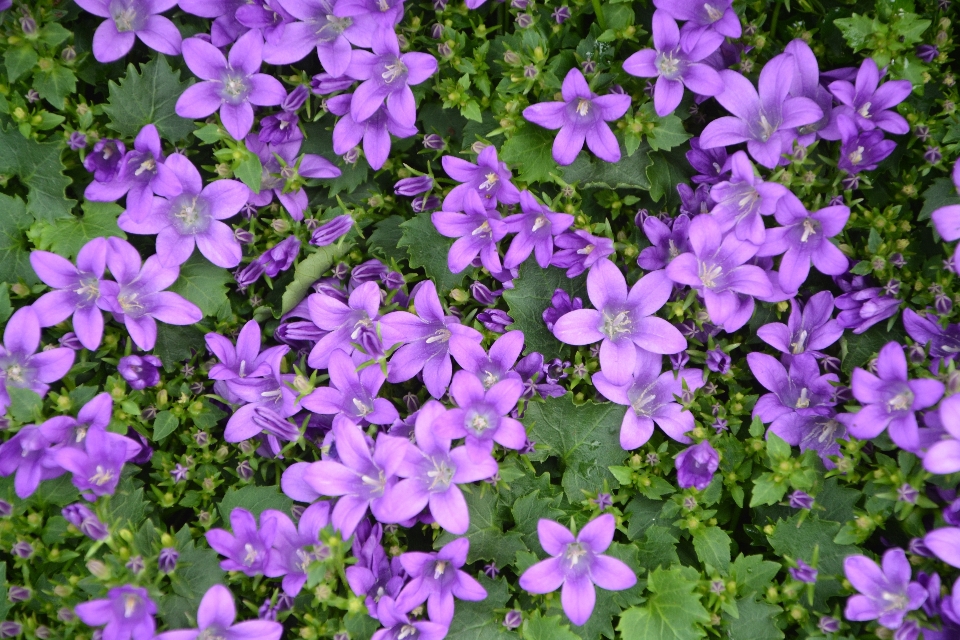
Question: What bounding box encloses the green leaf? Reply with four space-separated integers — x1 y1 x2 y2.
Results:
919 177 960 223
817 478 862 524
0 126 74 222
368 215 408 264
159 525 225 628
691 526 731 572
722 595 784 639
523 612 582 640
562 144 653 190
766 432 791 461
435 489 527 566
461 100 483 123
281 242 353 315
0 194 38 284
0 562 9 622
5 46 38 83
522 396 627 502
102 56 195 143
502 262 586 357
447 576 512 640
169 254 233 318
33 64 77 110
399 212 472 292
500 125 560 184
767 515 856 607
834 14 879 52
235 153 262 194
749 472 788 507
841 321 906 374
7 388 43 423
154 323 205 368
510 490 565 554
618 566 710 640
39 23 71 47
640 105 692 153
867 227 882 253
729 554 781 596
153 411 180 443
625 495 667 540
37 201 126 260
636 525 680 573
109 478 152 528
0 283 11 324
646 151 690 205
218 485 293 522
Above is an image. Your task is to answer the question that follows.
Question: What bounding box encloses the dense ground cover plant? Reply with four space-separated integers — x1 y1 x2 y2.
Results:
2 0 960 637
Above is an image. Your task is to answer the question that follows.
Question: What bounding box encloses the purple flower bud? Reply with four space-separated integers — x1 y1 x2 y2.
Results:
935 293 953 315
343 147 360 164
431 23 444 39
552 5 570 23
593 493 613 510
20 16 36 35
126 555 145 574
394 176 433 196
63 503 109 540
0 500 11 517
282 85 310 112
706 348 731 374
908 537 933 557
259 112 301 144
925 146 943 164
669 351 690 370
510 0 528 8
2 593 27 614
908 344 926 363
915 125 931 141
818 616 840 633
789 559 818 583
503 610 523 630
411 195 441 212
234 227 255 244
0 621 22 639
157 548 179 573
263 237 301 278
258 599 278 621
916 44 939 62
470 281 500 306
433 0 446 9
477 309 513 333
609 84 626 95
35 627 50 640
277 593 295 612
313 279 348 302
889 253 906 268
382 271 405 291
581 59 597 74
11 541 32 558
171 464 188 483
423 133 445 150
789 490 814 509
675 441 719 491
517 13 533 28
897 484 919 504
68 132 87 151
403 393 420 413
542 289 583 331
58 332 83 350
310 215 353 247
895 620 920 640
235 259 267 289
822 355 841 375
841 174 860 190
118 355 163 391
438 42 453 57
83 139 126 182
311 73 356 95
58 608 77 624
61 46 76 62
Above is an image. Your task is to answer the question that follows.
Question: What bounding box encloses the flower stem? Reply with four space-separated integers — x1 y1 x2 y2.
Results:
592 0 606 30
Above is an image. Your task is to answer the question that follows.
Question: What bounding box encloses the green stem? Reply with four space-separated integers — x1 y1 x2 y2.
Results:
592 0 606 30
769 0 781 40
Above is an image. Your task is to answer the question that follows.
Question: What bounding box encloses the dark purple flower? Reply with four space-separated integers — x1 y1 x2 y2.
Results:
62 503 109 540
470 281 500 306
903 309 960 371
477 309 513 333
523 68 631 165
311 215 354 247
837 115 896 174
395 538 487 626
789 490 814 509
637 214 692 270
835 285 900 334
154 584 283 640
157 548 179 573
69 132 88 150
74 0 182 62
843 548 926 630
543 289 583 331
118 355 163 390
75 585 157 640
395 176 433 196
675 440 719 490
828 58 911 134
432 190 508 273
503 610 522 629
259 111 302 144
790 559 818 583
518 514 636 626
83 139 126 182
706 348 730 374
264 502 331 596
345 524 405 620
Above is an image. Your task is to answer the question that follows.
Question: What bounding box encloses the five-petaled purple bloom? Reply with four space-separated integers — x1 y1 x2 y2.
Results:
154 583 283 640
75 585 157 640
523 68 631 165
675 440 720 490
519 514 636 626
0 306 75 417
75 0 182 62
395 537 487 626
843 548 926 630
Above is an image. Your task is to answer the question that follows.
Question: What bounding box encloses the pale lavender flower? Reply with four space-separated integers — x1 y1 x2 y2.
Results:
75 0 182 62
676 440 719 490
222 366 300 445
551 230 615 278
931 160 960 273
709 150 790 245
395 538 487 626
837 115 896 174
264 502 332 596
306 281 380 369
154 584 283 640
843 548 926 630
206 320 289 381
261 0 361 77
502 190 575 269
54 427 142 500
456 330 525 390
327 93 418 170
789 490 814 509
756 291 842 358
442 145 521 211
302 350 400 426
83 139 126 183
432 190 508 274
653 0 741 38
75 585 157 640
791 559 818 583
920 395 960 474
637 214 692 270
434 370 526 454
243 136 341 221
0 306 75 417
118 355 163 390
828 57 912 134
206 507 277 576
370 597 448 640
0 418 75 498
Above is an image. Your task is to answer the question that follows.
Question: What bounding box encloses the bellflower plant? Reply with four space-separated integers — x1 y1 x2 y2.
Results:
75 0 182 62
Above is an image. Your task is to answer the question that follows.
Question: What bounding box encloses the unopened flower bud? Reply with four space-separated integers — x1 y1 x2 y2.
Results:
423 133 445 149
86 559 110 579
310 214 353 246
8 586 31 603
431 23 444 39
158 547 179 573
394 176 433 196
503 610 522 630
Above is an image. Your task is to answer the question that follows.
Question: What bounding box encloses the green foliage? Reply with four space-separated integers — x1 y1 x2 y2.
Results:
510 490 566 553
169 254 233 318
159 525 226 628
0 127 74 222
154 323 206 369
691 526 732 572
841 321 907 374
500 125 560 185
280 242 354 314
218 485 294 522
0 194 36 285
36 201 126 260
722 595 785 640
435 488 527 566
368 215 408 264
447 576 512 640
7 388 43 424
523 396 628 502
618 567 710 640
399 212 472 292
523 612 583 640
502 262 586 356
152 411 180 442
103 56 195 143
561 144 652 190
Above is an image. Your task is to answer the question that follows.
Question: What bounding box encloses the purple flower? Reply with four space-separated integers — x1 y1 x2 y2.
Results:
118 154 249 268
344 33 437 129
395 176 433 196
781 40 839 143
519 514 636 626
789 490 814 509
931 160 960 273
303 350 399 426
665 215 773 332
261 0 361 78
593 348 704 449
157 548 179 573
206 320 288 381
294 419 409 538
432 190 508 273
653 0 741 38
920 395 960 474
235 0 296 48
706 348 730 374
523 68 631 165
177 0 246 47
176 30 287 141
118 355 163 390
345 524 405 620
551 230 615 278
836 115 896 174
84 139 126 183
74 0 182 62
637 214 691 270
847 342 944 451
395 538 487 626
370 597 448 640
675 440 719 490
686 137 728 185
622 11 724 116
700 57 823 168
154 584 283 640
380 281 483 398
477 309 513 333
843 548 926 630
542 290 583 332
757 194 850 294
0 417 76 498
553 259 686 385
0 306 75 417
54 427 142 500
757 291 843 358
84 125 182 221
835 278 900 334
381 400 499 534
441 145 521 211
306 281 381 369
828 57 912 134
434 370 526 454
790 559 818 583
75 585 157 640
222 367 300 445
29 238 117 350
327 93 418 170
206 507 277 576
502 191 575 269
264 502 332 596
457 330 525 390
99 238 203 351
470 281 500 306
244 136 341 221
709 150 790 244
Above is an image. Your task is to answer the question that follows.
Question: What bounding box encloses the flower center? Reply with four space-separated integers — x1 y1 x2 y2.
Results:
243 543 262 567
532 215 548 231
89 465 115 487
134 157 156 177
757 113 776 141
5 364 23 383
198 629 227 640
849 146 864 165
172 196 208 233
480 172 499 190
398 625 418 640
699 263 722 289
601 309 632 340
123 594 140 618
113 6 138 32
795 388 810 409
361 470 386 496
74 276 101 304
466 410 492 436
220 72 250 104
858 102 872 118
564 542 588 566
577 243 595 255
433 560 448 579
575 98 591 116
472 220 492 238
381 59 407 84
482 370 498 388
118 292 145 318
881 590 908 611
426 458 454 491
315 15 353 40
631 390 656 416
656 51 681 78
425 329 451 344
800 218 819 243
790 330 808 355
353 397 373 417
703 2 723 21
886 390 914 412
